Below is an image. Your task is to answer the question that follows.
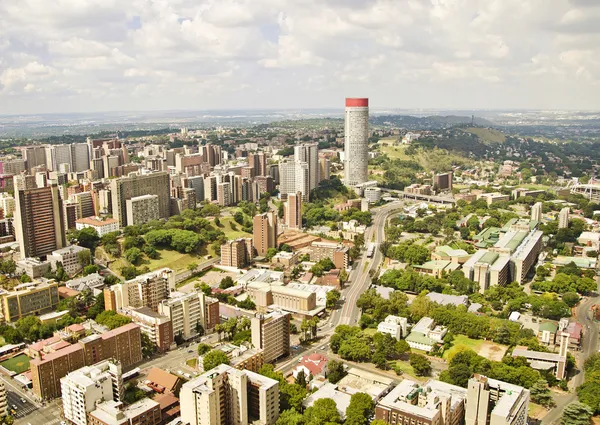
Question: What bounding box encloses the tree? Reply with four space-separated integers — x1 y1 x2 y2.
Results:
83 264 99 276
197 343 212 355
87 293 105 319
121 266 138 280
187 262 198 273
345 392 374 425
124 247 143 265
561 402 593 425
238 297 256 310
76 227 100 252
266 248 278 261
275 409 304 425
562 292 580 307
219 276 235 289
203 350 230 371
530 380 555 408
77 249 92 267
95 311 132 330
327 360 346 384
326 290 341 309
141 332 157 358
303 398 341 425
446 363 472 388
409 354 431 376
295 370 307 388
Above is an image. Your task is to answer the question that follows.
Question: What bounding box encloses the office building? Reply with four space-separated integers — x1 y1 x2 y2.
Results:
284 192 302 230
465 375 529 425
88 399 162 425
558 207 570 229
110 172 170 227
462 251 511 294
531 202 543 222
187 175 205 202
16 257 51 279
377 315 408 340
221 238 254 268
46 144 73 171
511 332 569 380
71 143 90 172
13 173 36 191
104 268 175 312
491 229 543 284
61 359 123 425
48 245 90 276
72 191 95 219
0 280 60 321
14 184 65 259
246 283 319 317
279 160 310 201
0 157 26 175
31 323 142 400
22 146 47 170
253 212 277 256
181 364 280 425
120 306 173 353
251 311 290 363
76 216 120 237
248 152 267 177
0 193 15 217
433 172 453 191
375 379 467 425
126 194 160 226
364 187 382 203
344 98 369 186
294 143 319 192
158 292 219 340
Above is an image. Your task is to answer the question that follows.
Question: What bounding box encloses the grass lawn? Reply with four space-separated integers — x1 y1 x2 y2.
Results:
528 403 547 420
1 354 31 374
443 335 508 362
186 358 198 369
388 360 418 379
363 328 378 337
379 143 411 160
218 217 252 240
109 248 202 276
462 127 506 143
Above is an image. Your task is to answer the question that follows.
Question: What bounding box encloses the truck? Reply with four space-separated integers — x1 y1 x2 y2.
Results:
366 243 375 258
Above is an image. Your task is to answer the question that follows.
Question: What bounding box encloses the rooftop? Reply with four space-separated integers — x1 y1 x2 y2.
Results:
76 216 119 226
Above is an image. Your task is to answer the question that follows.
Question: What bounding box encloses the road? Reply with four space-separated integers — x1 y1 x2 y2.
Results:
542 292 600 424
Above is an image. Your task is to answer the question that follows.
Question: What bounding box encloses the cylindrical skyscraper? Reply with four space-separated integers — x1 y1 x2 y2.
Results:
344 98 369 186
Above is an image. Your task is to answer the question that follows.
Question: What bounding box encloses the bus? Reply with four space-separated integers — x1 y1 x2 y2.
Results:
366 243 375 258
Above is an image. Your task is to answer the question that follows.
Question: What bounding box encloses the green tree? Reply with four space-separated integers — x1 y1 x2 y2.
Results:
203 350 230 371
327 360 346 384
562 292 580 307
238 297 256 310
77 249 92 267
326 290 341 309
141 332 157 358
303 398 341 425
219 276 235 289
95 311 132 330
275 409 303 425
197 343 212 355
345 392 374 425
295 370 307 388
561 402 593 425
409 354 431 376
76 227 100 252
83 264 99 276
87 293 105 319
266 247 278 261
187 262 199 273
124 247 143 265
530 380 555 408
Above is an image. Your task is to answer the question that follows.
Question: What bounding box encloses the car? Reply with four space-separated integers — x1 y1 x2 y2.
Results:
61 422 67 425
20 398 26 403
12 405 17 410
188 350 194 353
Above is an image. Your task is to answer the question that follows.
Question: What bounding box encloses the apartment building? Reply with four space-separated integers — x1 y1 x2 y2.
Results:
377 316 408 340
251 311 290 363
462 251 511 294
75 216 120 237
181 364 280 425
217 182 233 206
0 381 7 418
61 359 123 425
126 194 160 226
30 323 142 400
253 212 277 256
120 306 173 353
104 268 175 312
375 379 467 425
308 241 350 269
158 291 218 340
0 280 60 321
284 192 302 230
47 245 90 276
110 172 170 227
531 202 543 222
88 399 162 425
14 183 66 259
558 207 570 229
71 191 95 219
319 157 330 182
466 375 529 425
221 238 254 268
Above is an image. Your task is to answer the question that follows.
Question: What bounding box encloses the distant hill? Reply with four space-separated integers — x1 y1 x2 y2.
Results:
370 114 494 129
460 127 507 143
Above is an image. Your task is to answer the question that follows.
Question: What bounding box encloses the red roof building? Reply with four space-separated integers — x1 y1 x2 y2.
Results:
292 353 328 381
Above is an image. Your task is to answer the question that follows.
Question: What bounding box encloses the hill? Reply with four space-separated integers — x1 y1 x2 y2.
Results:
461 127 506 143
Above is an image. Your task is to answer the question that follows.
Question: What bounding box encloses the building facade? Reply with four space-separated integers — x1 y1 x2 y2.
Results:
110 172 170 227
344 98 369 186
221 238 254 268
253 212 277 256
251 311 290 363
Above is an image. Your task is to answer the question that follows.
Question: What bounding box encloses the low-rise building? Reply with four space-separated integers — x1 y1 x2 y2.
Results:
377 315 408 340
426 292 468 307
512 332 569 380
120 306 173 353
308 241 349 269
431 246 471 264
413 260 460 278
16 257 51 279
0 279 59 321
75 216 120 237
292 353 328 381
66 273 105 293
405 317 447 352
48 245 90 276
478 193 510 205
88 399 162 425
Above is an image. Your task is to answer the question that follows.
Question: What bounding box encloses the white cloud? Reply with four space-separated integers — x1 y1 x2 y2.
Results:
0 0 598 112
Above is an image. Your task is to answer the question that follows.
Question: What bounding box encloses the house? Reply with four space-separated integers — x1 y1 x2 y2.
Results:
292 353 328 381
405 317 447 352
146 367 183 394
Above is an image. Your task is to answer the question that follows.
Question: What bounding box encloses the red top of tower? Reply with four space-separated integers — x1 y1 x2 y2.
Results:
345 98 369 107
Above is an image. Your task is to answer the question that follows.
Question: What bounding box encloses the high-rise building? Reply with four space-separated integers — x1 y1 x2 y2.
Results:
61 359 123 425
558 207 570 229
204 175 217 202
531 202 543 222
181 364 280 425
0 193 15 217
22 146 47 170
120 306 173 353
319 157 330 182
433 172 453 191
110 172 170 227
187 175 205 202
465 375 529 425
46 144 72 172
249 152 267 177
104 268 175 312
251 311 290 363
294 143 319 191
126 194 160 225
71 143 91 173
284 192 302 230
13 173 36 191
344 98 369 186
14 183 65 259
253 212 277 256
221 238 254 268
71 191 95 219
217 182 233 206
279 160 309 201
0 381 6 418
158 292 219 340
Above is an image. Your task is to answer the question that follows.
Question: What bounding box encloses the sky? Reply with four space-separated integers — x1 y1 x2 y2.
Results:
0 0 599 114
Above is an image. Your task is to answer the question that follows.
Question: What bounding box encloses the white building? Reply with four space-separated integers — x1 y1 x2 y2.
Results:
531 202 543 222
75 216 120 237
558 207 570 229
405 317 447 352
466 375 529 425
0 193 15 217
344 98 369 186
48 245 90 276
294 143 319 192
180 364 280 425
364 187 382 203
60 359 123 425
279 160 310 201
0 381 7 418
158 291 208 340
377 315 408 340
126 194 160 226
578 231 600 249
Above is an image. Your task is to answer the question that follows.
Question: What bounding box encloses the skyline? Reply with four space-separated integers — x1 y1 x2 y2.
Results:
1 0 600 114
